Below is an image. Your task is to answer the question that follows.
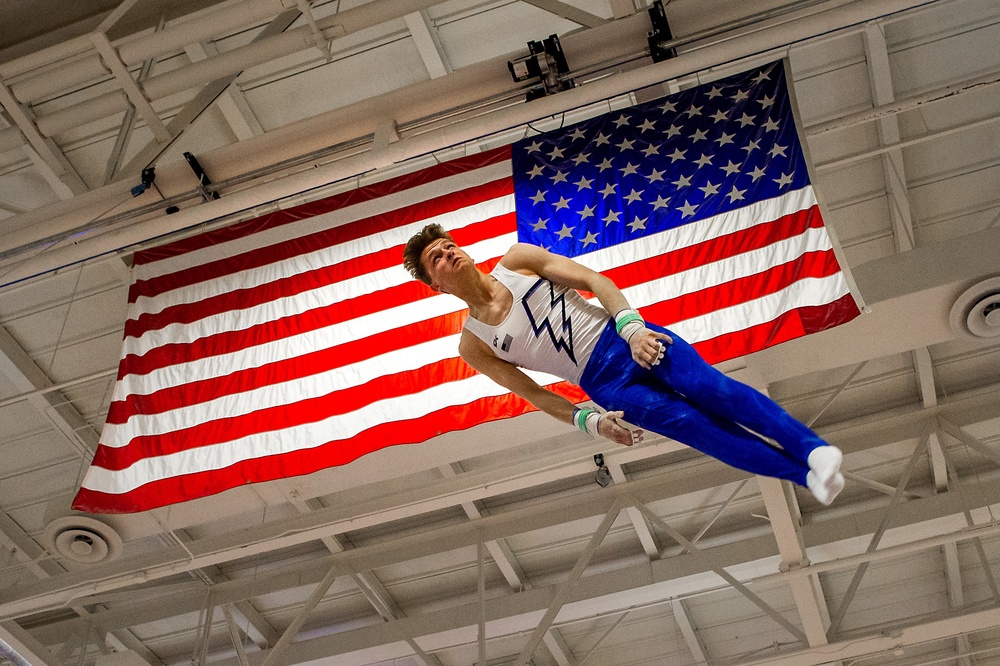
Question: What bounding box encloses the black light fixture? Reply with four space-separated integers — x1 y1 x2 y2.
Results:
183 151 221 202
507 34 574 102
647 0 678 63
130 166 156 197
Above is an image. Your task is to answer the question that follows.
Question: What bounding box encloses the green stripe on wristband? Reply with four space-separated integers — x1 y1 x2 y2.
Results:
573 407 595 432
614 311 643 334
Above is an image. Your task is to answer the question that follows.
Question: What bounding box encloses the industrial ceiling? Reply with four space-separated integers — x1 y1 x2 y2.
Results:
1 0 1000 665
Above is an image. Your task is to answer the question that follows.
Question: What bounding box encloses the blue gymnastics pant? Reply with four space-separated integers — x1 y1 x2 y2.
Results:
579 322 826 486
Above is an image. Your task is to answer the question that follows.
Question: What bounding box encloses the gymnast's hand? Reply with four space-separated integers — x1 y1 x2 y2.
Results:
628 327 673 370
598 410 643 447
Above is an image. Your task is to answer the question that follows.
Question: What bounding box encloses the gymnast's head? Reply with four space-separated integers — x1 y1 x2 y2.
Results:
403 223 455 286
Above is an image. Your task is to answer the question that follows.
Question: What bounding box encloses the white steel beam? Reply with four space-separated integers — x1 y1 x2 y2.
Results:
7 383 1000 625
404 11 451 79
0 323 98 457
608 462 661 559
0 621 60 666
522 0 609 28
184 43 265 141
670 599 707 665
90 32 171 143
28 478 1000 652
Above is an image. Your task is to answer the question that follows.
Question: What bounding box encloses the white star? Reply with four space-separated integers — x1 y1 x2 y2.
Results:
652 196 670 210
769 144 787 158
603 210 622 224
641 144 659 157
525 141 543 154
574 175 593 190
599 183 617 197
628 216 648 232
594 133 611 146
528 164 544 178
737 113 756 127
547 146 565 159
664 124 682 138
638 118 656 132
553 196 571 211
726 186 746 202
647 168 666 183
672 174 692 188
660 100 677 113
667 148 686 163
581 231 600 247
578 205 596 220
569 128 587 141
711 109 728 123
684 105 703 118
552 171 568 184
748 166 767 181
616 138 635 151
699 181 720 196
732 89 750 102
694 153 714 167
597 158 614 172
532 218 548 231
759 94 775 109
571 152 591 165
722 160 742 176
621 162 640 176
624 188 644 204
716 132 735 147
753 70 770 84
555 223 575 239
691 128 708 142
743 139 760 154
612 115 630 128
529 190 546 204
763 118 780 132
678 200 697 217
706 86 723 99
774 172 795 187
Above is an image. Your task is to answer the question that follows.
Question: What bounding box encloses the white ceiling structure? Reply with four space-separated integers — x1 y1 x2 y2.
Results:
1 0 999 664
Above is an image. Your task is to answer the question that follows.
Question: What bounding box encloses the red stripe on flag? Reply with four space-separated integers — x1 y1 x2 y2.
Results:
125 212 516 339
129 176 515 303
117 256 501 380
133 146 513 266
602 205 825 292
74 381 587 514
692 292 859 364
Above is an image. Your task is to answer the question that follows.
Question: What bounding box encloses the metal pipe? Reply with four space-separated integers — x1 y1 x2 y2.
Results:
1 0 943 285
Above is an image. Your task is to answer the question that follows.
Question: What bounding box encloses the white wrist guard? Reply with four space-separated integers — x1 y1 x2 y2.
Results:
573 407 602 437
615 309 645 343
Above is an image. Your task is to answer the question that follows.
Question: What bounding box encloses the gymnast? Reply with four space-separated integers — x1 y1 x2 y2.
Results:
403 224 844 504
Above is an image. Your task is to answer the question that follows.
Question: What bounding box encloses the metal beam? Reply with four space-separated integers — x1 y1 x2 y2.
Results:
260 563 339 666
514 503 622 666
670 600 707 665
0 621 59 666
118 9 299 178
608 462 660 559
826 421 932 638
184 42 265 141
522 0 609 28
9 385 1000 625
404 11 450 79
636 500 808 644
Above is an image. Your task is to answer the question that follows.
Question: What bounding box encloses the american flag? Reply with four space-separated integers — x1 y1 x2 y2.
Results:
73 59 858 513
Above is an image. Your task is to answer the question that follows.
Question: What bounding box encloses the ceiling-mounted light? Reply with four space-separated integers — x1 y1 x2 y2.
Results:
507 34 574 102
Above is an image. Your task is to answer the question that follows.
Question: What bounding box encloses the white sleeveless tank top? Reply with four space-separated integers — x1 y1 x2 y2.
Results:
463 263 609 385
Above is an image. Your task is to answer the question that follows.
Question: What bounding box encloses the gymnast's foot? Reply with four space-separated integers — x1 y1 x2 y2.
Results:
807 470 845 506
807 445 843 486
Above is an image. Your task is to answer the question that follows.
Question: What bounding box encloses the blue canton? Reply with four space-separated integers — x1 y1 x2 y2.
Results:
512 60 810 256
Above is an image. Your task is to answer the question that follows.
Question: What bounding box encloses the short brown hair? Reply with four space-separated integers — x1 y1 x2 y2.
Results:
402 223 453 285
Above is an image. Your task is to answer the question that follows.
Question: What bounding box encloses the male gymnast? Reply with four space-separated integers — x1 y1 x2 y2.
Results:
403 224 845 505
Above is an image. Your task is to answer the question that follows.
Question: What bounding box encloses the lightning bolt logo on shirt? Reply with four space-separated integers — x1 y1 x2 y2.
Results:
523 279 577 365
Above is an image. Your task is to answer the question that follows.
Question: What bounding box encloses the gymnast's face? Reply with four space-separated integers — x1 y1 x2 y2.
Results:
421 237 473 293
